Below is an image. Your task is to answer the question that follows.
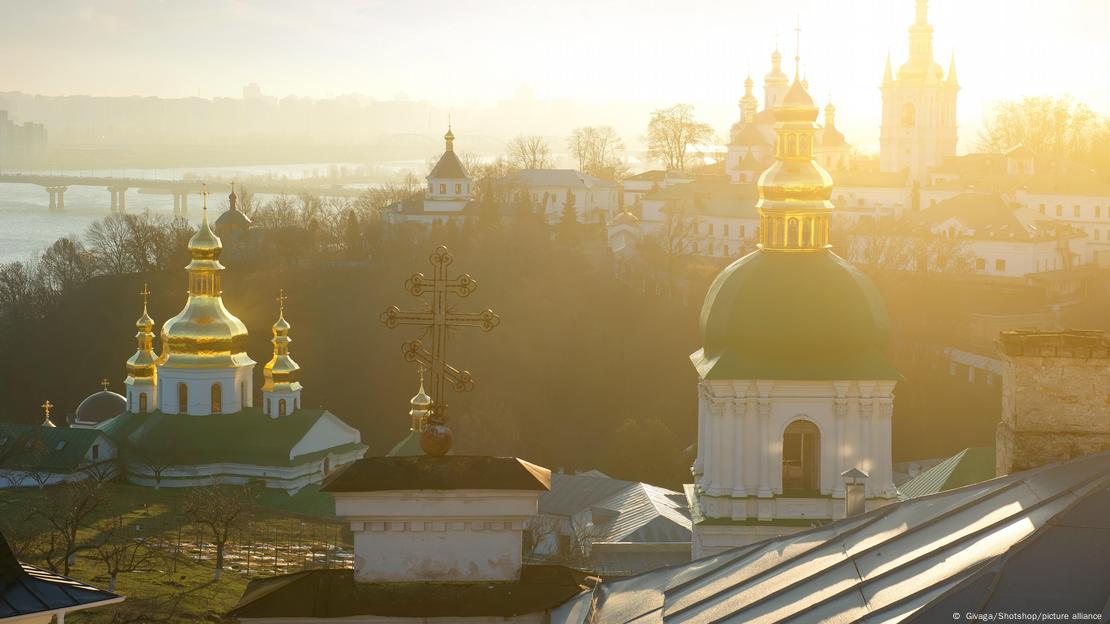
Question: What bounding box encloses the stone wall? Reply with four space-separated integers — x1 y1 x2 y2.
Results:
996 330 1110 475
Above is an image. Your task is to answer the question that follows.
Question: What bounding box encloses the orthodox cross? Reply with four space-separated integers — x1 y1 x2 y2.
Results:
140 283 151 308
41 400 53 420
100 378 110 391
276 288 288 314
381 245 499 416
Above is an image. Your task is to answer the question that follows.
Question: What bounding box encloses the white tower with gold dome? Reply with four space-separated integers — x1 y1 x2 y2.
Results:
261 290 303 418
157 192 256 415
124 284 158 414
879 0 959 180
688 46 900 558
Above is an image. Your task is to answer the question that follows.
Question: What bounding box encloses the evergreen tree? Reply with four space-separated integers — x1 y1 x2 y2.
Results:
557 189 579 245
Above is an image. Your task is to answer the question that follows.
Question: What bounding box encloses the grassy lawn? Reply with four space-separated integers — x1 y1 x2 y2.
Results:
0 482 351 623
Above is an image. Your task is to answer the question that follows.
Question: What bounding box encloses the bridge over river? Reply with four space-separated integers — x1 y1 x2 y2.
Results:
0 174 371 215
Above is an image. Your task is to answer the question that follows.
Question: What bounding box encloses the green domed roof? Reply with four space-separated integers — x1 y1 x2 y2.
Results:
691 249 900 381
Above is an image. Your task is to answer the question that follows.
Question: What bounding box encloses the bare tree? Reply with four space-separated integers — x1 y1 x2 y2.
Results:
522 515 560 563
37 236 94 294
85 214 135 275
568 126 627 180
92 516 162 591
507 135 553 170
27 479 104 575
182 483 257 580
646 104 713 171
978 96 1103 163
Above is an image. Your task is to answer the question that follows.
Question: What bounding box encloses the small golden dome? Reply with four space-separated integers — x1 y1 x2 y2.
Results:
411 379 433 408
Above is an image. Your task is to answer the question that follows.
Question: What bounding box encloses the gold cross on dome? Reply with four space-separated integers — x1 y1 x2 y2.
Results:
100 378 110 391
139 282 151 305
381 245 499 414
276 288 288 313
41 400 53 419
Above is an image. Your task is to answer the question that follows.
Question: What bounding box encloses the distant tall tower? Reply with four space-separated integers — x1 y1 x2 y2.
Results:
879 0 959 181
763 47 789 111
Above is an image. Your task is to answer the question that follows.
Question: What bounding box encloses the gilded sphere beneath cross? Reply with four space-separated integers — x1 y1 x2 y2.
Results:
421 423 453 456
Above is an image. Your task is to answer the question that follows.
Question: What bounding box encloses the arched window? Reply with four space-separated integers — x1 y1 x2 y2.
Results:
278 399 287 417
902 103 916 127
786 218 800 248
211 383 222 413
266 398 272 416
139 393 147 414
323 457 331 475
178 383 188 414
783 420 821 492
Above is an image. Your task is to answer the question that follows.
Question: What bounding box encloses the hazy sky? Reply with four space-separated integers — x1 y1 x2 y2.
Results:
2 0 1108 149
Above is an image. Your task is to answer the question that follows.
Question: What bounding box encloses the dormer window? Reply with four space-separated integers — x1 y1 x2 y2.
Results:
55 440 67 451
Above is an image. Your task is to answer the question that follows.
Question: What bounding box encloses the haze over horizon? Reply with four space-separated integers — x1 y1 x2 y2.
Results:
2 0 1109 153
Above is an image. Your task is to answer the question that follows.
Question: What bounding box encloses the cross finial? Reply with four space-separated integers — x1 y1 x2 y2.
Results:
202 182 209 211
276 288 288 314
139 282 151 309
794 15 802 72
100 378 110 391
41 400 53 419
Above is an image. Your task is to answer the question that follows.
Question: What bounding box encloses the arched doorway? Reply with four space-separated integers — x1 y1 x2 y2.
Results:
782 420 820 492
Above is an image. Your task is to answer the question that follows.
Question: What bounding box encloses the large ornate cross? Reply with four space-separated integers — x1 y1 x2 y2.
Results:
381 246 499 416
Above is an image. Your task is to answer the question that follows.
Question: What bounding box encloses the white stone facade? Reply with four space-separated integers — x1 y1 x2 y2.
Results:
332 489 542 583
689 378 897 557
157 364 254 415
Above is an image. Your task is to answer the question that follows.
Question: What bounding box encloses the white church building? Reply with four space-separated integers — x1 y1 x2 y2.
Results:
686 56 901 557
95 192 366 492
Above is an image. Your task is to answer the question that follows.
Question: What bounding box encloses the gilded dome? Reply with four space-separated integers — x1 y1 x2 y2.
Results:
160 205 253 369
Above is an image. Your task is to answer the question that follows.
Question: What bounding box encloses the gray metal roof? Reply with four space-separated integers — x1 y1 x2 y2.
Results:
551 452 1110 624
0 532 122 618
541 474 691 545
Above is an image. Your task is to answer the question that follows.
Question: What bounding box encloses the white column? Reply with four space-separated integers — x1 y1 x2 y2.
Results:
861 397 875 496
833 395 848 498
878 395 896 496
720 398 735 496
711 396 728 497
731 396 747 497
757 398 772 498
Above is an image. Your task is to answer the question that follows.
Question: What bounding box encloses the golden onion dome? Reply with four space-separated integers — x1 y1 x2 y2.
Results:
411 377 433 408
754 67 835 251
263 294 302 394
127 284 158 380
160 199 253 369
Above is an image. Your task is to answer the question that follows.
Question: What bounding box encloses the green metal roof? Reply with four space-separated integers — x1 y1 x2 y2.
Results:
97 408 364 468
0 423 104 471
385 430 425 457
898 447 997 500
693 249 901 381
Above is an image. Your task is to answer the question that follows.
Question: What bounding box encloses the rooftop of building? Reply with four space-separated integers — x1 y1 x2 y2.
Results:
558 451 1110 623
642 176 760 219
898 447 996 499
321 455 551 493
890 192 1083 242
229 564 592 619
96 407 364 468
0 422 106 472
0 531 122 619
542 473 691 544
509 169 619 189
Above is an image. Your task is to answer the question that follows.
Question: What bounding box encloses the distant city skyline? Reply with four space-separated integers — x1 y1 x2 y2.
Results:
2 0 1108 152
